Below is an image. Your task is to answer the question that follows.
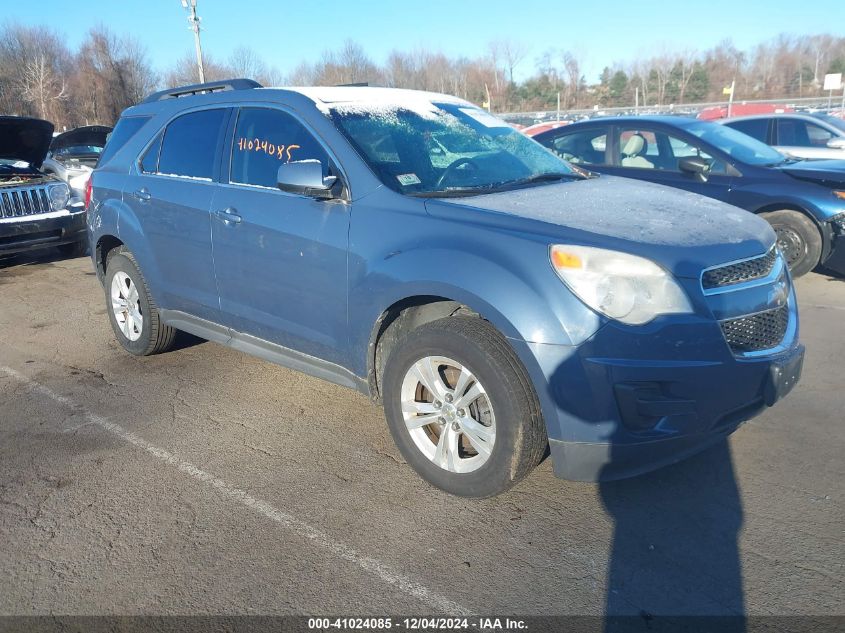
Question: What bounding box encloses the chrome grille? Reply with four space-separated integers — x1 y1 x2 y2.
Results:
702 248 778 290
0 185 52 219
720 305 789 354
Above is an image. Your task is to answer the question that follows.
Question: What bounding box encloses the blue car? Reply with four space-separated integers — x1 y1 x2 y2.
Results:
533 116 845 277
87 81 803 497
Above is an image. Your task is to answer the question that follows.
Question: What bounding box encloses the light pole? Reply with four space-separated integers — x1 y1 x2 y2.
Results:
181 0 205 83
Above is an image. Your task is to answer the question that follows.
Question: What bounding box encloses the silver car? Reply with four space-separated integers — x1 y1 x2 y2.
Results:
42 125 111 201
722 113 845 160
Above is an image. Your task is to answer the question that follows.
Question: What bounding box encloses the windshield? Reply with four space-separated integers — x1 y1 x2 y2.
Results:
688 121 786 165
328 101 578 195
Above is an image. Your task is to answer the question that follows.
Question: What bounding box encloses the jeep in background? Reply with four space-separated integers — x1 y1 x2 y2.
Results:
42 124 112 200
0 116 82 259
87 80 804 497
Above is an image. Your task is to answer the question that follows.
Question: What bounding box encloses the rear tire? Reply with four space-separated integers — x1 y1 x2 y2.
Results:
760 209 821 278
382 316 547 497
104 248 177 356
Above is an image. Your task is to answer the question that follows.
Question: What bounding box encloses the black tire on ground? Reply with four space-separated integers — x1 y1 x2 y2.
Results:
104 247 177 356
382 316 547 498
760 209 822 278
58 240 88 259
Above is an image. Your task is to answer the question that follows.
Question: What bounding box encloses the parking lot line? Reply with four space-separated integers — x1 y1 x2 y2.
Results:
0 364 474 617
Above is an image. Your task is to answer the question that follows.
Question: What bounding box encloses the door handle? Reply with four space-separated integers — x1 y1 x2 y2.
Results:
215 207 242 225
133 188 151 202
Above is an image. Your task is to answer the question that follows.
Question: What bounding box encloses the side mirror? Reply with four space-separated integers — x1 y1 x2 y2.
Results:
678 156 711 182
826 137 845 150
277 160 338 199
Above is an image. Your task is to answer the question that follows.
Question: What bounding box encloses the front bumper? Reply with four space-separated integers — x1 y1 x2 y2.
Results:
821 233 845 276
0 208 87 256
522 284 803 482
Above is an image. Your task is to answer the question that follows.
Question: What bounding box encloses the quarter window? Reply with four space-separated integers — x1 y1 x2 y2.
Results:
230 108 331 188
157 109 228 180
140 133 162 174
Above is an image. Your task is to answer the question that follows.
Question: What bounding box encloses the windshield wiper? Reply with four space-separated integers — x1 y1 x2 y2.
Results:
505 172 583 186
407 172 584 198
409 186 497 198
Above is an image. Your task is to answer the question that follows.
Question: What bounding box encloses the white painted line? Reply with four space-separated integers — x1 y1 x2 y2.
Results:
808 304 845 311
1 365 473 616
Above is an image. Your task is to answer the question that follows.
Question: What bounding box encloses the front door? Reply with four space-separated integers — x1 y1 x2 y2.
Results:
601 126 735 204
210 106 349 365
122 107 230 322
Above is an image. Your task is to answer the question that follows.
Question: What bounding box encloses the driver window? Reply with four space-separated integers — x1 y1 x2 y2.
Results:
230 107 331 188
665 134 726 174
617 129 658 169
548 129 607 164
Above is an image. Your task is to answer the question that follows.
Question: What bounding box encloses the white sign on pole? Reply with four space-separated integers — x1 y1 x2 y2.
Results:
823 73 843 91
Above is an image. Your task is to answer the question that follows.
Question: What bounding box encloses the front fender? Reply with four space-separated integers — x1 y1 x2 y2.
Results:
348 244 601 377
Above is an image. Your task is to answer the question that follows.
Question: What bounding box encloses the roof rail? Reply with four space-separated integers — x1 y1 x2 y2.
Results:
335 82 369 87
141 78 262 104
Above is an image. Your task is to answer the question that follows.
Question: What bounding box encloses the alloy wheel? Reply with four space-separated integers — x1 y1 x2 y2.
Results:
400 355 496 473
110 271 143 342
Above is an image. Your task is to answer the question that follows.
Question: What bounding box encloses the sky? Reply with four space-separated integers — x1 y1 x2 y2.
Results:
9 0 845 83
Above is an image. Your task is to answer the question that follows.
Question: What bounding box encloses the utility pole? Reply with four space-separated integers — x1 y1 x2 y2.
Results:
181 0 205 83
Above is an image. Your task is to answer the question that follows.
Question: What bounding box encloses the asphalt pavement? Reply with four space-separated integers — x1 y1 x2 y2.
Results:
0 248 842 620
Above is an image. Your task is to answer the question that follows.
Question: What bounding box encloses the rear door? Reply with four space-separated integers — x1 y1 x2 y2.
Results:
536 125 611 168
122 107 231 322
600 124 736 203
210 106 350 365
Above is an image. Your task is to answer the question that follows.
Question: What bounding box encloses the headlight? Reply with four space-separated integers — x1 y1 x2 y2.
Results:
550 245 693 325
47 183 70 211
832 190 845 201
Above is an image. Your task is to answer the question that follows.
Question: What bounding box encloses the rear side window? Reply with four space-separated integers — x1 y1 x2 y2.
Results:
157 109 228 180
230 107 331 188
543 129 607 165
97 116 150 166
726 119 769 143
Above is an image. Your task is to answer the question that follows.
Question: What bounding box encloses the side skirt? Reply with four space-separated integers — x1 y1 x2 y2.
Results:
159 309 370 396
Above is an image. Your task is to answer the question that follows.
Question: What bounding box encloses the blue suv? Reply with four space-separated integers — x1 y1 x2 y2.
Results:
88 80 804 497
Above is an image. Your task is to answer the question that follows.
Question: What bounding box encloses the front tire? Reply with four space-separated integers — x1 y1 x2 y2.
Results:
761 209 822 278
383 316 547 497
105 248 177 356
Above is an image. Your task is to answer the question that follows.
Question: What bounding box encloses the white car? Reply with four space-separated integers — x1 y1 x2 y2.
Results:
722 113 845 160
42 125 111 200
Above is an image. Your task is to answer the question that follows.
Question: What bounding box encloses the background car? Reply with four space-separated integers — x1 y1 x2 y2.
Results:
42 125 112 200
0 116 84 259
533 115 845 277
721 113 845 160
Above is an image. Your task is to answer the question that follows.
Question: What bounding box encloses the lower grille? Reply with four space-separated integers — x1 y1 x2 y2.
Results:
0 186 52 219
720 305 789 354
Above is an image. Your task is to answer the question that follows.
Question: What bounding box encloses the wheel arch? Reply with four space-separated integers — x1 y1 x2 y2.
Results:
95 234 124 282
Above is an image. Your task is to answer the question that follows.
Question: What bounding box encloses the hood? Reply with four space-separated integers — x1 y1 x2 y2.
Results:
50 125 112 153
0 116 54 168
426 176 776 278
778 159 845 188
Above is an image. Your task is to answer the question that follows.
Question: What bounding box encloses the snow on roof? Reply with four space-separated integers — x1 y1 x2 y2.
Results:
274 86 470 119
